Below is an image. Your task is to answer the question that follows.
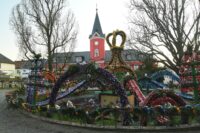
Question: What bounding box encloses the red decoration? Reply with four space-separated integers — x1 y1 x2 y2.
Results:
180 51 200 95
150 97 177 106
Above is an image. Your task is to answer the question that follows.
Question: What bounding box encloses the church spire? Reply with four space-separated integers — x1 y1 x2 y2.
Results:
89 7 105 38
96 3 98 12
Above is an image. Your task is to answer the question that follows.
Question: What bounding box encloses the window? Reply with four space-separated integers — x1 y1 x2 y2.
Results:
94 41 99 46
17 70 20 74
53 58 56 63
94 49 99 57
139 54 144 59
126 54 132 60
75 56 83 63
134 65 139 70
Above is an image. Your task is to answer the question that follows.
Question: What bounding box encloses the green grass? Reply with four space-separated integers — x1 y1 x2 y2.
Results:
170 116 181 126
45 112 86 124
96 119 116 126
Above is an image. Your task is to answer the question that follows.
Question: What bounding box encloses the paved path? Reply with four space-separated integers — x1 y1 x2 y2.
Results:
0 89 200 133
0 89 113 133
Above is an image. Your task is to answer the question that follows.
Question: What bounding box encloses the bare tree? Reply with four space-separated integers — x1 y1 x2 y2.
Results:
10 0 78 72
128 0 200 73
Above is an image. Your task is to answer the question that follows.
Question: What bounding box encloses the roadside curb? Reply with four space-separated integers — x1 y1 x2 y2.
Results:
20 109 200 132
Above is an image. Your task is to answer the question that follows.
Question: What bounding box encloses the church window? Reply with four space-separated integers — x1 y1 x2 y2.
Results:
94 41 99 46
94 49 99 57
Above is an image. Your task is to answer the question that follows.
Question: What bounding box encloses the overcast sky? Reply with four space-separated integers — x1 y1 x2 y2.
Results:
0 0 129 61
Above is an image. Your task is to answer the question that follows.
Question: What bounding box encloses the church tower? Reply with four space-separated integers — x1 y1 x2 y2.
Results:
89 8 105 65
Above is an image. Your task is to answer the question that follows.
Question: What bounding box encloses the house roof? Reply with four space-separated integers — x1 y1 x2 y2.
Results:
54 51 90 64
105 49 144 62
89 11 105 38
0 53 14 64
15 61 24 69
15 49 148 69
15 60 32 69
15 59 47 69
53 49 147 64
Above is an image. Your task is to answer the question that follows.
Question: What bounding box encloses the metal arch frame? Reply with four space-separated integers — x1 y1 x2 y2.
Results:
49 63 129 107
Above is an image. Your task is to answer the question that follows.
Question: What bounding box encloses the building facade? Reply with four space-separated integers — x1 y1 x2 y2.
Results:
52 10 145 71
0 53 15 78
89 10 106 68
15 60 32 78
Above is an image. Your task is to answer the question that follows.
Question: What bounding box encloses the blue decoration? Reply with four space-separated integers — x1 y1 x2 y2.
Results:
151 69 180 83
138 76 166 90
26 57 53 105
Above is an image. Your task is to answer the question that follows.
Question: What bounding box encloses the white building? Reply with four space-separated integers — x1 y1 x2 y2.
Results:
0 53 15 78
15 60 32 79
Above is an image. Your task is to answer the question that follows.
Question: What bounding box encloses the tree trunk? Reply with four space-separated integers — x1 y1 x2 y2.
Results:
48 36 53 72
48 54 53 72
128 0 200 72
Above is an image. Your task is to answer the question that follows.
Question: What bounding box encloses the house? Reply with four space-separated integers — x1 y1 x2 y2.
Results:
15 59 47 79
0 53 15 78
15 60 32 79
14 9 149 75
52 9 147 71
53 50 146 71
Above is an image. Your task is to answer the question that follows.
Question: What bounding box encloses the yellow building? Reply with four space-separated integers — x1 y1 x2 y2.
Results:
0 53 15 78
